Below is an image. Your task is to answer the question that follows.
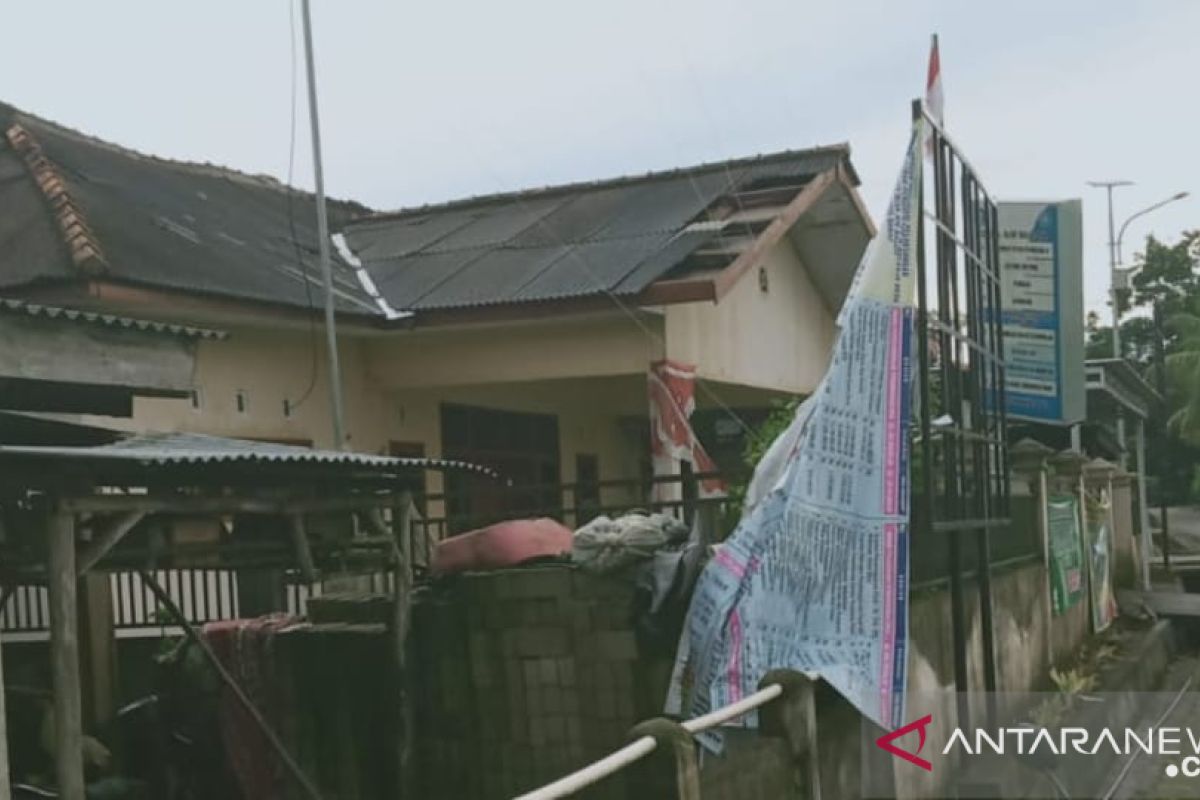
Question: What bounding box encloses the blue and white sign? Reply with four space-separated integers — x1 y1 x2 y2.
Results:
998 200 1084 424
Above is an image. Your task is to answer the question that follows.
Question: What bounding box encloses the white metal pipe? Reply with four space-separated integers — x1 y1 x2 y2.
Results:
512 736 657 800
681 683 783 734
513 681 786 799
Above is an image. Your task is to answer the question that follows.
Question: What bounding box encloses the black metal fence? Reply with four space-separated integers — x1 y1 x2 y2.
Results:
912 99 1010 723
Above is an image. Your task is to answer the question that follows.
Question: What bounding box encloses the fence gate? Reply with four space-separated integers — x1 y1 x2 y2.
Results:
913 99 1011 729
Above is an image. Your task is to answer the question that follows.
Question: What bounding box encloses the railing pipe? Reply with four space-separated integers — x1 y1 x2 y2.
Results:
512 736 658 800
512 681 787 800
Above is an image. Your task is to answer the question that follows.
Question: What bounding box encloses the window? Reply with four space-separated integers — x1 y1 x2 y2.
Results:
189 387 203 411
235 389 248 414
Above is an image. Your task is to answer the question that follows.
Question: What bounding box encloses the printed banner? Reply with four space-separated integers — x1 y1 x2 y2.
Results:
668 121 922 742
1047 494 1084 615
1086 490 1115 631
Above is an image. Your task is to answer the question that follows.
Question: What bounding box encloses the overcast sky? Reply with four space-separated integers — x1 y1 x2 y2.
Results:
3 1 1197 314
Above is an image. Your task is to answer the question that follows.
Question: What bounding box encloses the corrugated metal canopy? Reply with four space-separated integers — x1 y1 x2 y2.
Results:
344 147 852 312
0 431 494 476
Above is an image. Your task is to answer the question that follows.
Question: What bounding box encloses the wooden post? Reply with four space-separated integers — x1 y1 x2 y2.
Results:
77 572 116 729
48 507 85 800
390 493 413 798
0 591 12 799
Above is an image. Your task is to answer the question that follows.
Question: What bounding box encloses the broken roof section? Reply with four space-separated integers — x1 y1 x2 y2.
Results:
342 146 870 315
0 102 379 315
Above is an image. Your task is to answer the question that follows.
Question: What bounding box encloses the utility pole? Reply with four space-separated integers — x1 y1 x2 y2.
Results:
300 0 347 449
1088 180 1132 467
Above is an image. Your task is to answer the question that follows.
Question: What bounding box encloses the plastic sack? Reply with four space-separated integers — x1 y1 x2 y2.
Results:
571 512 688 574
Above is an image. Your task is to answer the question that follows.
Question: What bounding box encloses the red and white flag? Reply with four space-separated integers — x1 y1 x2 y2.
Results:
925 34 944 127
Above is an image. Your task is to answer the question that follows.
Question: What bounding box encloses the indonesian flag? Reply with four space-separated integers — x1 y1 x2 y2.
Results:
925 34 944 127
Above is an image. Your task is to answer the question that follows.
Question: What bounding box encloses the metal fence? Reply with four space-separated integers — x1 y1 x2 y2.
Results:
913 99 1010 727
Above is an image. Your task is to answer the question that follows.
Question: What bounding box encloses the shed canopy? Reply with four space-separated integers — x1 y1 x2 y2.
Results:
1085 358 1162 420
0 431 494 487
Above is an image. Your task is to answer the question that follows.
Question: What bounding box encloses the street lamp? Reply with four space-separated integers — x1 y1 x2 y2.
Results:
1116 191 1191 266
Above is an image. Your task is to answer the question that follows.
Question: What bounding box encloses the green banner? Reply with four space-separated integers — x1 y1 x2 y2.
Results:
1047 494 1084 615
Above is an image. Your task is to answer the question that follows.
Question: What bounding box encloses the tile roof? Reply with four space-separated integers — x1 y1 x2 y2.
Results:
343 146 855 312
0 102 379 315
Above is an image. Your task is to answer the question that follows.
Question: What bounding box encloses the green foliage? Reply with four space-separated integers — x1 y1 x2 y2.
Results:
724 396 803 524
1131 232 1200 312
1089 230 1200 503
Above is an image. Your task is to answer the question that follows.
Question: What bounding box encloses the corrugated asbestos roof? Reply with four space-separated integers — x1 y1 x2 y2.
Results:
0 102 379 315
0 431 494 475
343 147 852 312
0 298 225 339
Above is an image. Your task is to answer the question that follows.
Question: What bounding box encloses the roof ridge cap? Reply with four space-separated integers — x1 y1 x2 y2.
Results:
354 143 852 225
6 123 109 276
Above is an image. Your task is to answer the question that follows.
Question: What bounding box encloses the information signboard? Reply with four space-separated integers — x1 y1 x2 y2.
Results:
997 200 1084 424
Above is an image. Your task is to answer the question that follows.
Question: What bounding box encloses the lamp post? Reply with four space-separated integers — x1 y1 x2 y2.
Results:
1109 190 1190 579
1087 180 1133 359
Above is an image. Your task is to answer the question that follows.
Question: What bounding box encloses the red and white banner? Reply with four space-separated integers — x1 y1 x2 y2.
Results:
648 360 724 498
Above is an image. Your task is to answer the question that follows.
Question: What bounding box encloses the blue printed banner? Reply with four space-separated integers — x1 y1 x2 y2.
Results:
668 121 922 744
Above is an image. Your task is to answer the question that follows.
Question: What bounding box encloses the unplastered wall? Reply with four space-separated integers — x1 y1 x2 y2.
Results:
664 238 837 394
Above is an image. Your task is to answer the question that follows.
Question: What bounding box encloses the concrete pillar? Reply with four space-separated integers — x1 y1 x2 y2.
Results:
759 670 821 800
1136 418 1152 590
626 718 701 800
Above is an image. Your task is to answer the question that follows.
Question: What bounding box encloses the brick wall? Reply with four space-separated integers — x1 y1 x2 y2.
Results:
410 566 665 799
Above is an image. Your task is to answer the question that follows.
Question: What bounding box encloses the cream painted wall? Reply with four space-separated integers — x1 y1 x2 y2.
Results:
82 329 398 453
663 239 837 395
362 312 664 390
77 243 839 503
80 328 652 510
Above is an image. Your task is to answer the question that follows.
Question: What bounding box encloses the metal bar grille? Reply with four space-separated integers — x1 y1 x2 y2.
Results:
913 100 1010 729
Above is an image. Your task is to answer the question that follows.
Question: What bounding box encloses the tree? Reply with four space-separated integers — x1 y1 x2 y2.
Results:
1130 232 1200 315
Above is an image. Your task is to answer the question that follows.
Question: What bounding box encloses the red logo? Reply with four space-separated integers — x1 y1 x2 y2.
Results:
876 714 933 771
